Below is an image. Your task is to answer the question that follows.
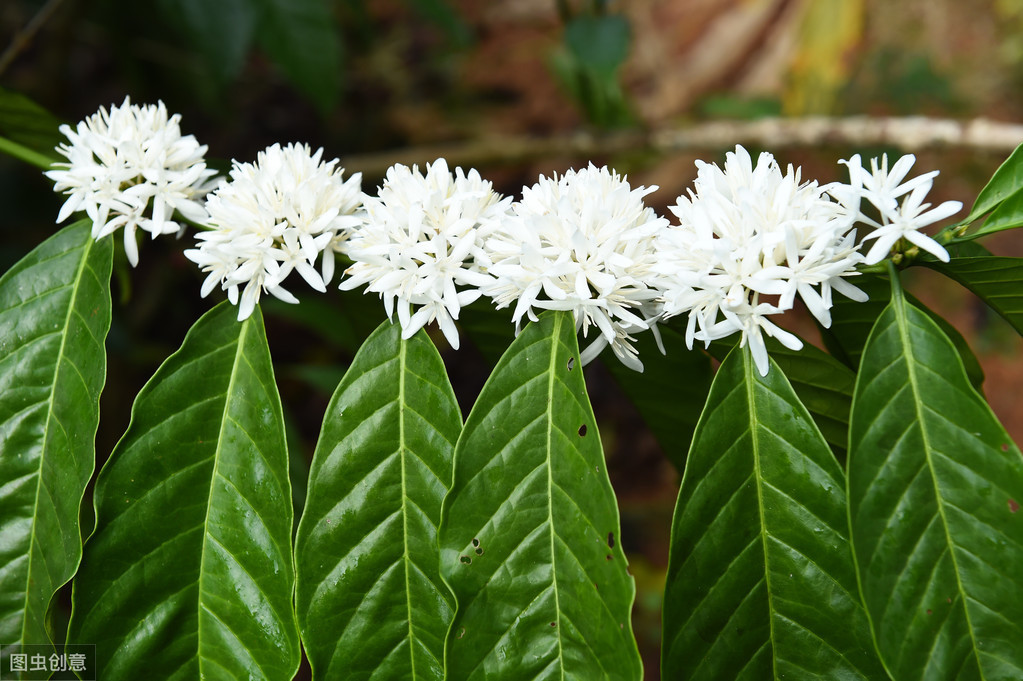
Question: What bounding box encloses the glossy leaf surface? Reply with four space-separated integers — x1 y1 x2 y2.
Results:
848 274 1023 680
708 335 856 459
0 222 112 646
440 311 642 681
295 321 461 680
823 274 985 390
68 303 299 680
926 256 1023 335
962 141 1023 227
662 347 882 680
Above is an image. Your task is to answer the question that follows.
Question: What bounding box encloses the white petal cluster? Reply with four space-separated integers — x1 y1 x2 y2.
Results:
184 143 363 321
45 97 216 266
340 159 511 349
842 153 962 264
653 146 868 376
482 164 668 371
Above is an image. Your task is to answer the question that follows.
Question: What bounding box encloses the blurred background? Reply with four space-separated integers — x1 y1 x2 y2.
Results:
2 0 1023 677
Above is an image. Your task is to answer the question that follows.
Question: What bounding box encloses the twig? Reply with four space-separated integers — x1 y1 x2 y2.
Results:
342 116 1023 177
0 0 66 77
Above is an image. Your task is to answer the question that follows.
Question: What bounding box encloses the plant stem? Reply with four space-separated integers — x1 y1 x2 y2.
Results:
0 135 57 170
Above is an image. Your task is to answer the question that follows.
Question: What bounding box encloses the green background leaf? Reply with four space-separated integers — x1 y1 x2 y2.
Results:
439 311 642 681
962 141 1023 226
604 325 713 471
0 87 64 159
256 0 343 113
156 0 258 83
0 221 112 647
847 276 1023 680
67 303 300 680
965 188 1023 239
925 256 1023 336
661 347 882 679
294 321 461 680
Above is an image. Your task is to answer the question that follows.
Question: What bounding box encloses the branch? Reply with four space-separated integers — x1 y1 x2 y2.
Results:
342 116 1023 176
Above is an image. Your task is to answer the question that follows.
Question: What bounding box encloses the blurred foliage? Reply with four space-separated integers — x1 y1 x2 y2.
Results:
0 85 63 153
784 0 864 114
845 48 963 114
550 4 633 128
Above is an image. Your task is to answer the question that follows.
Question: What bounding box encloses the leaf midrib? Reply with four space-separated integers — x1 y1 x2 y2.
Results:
20 235 95 646
398 334 423 680
745 350 779 681
546 314 566 681
893 291 985 680
197 313 249 678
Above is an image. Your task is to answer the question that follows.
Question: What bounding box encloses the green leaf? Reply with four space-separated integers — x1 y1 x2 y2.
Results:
67 303 300 680
439 311 642 681
255 0 342 113
604 325 712 471
962 141 1023 227
823 274 985 390
765 338 856 459
0 222 112 647
564 14 631 77
847 272 1023 680
925 256 1023 336
662 346 883 679
294 321 461 680
708 335 856 459
156 0 258 82
0 86 64 159
966 188 1023 239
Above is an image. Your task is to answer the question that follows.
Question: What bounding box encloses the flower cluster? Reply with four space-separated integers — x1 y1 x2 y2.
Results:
46 97 215 266
653 146 868 375
841 153 962 265
482 165 667 371
339 159 511 349
184 143 363 321
48 99 967 373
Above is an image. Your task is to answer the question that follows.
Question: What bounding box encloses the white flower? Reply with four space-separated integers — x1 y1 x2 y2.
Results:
45 97 216 266
184 143 363 321
482 164 668 371
842 153 962 264
654 145 867 376
339 158 511 349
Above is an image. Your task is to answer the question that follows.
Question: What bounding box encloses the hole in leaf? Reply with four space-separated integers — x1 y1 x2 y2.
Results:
549 622 557 627
567 357 575 371
607 532 615 549
459 555 472 565
605 554 612 561
475 547 484 556
578 424 587 437
471 538 480 548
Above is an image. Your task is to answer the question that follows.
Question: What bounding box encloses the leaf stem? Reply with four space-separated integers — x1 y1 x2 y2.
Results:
0 135 57 170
